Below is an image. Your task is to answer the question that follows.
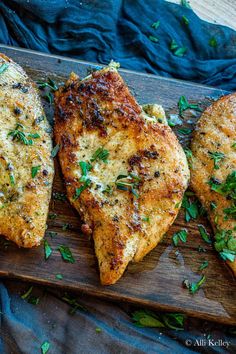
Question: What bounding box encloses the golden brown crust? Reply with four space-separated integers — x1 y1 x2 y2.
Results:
0 54 54 247
54 67 189 285
191 93 236 275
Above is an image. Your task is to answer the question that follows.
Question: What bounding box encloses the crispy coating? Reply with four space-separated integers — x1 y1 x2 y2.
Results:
54 66 189 285
191 94 236 275
0 54 54 247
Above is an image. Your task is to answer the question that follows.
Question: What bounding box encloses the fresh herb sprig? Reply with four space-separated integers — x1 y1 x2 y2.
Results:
8 123 40 146
170 40 187 57
115 173 141 198
172 229 188 246
58 245 75 263
183 275 206 294
132 310 185 330
178 96 201 117
208 151 225 170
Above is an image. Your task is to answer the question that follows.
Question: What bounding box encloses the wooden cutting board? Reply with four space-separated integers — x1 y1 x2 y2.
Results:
0 45 235 325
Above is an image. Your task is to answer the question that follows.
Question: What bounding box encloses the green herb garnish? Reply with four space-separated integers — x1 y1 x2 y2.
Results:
0 63 9 74
102 185 113 195
142 216 150 223
53 191 67 201
232 142 236 149
151 20 160 29
51 144 60 157
182 193 202 222
178 96 201 117
62 223 69 231
79 161 92 182
62 294 87 314
181 0 191 8
199 260 209 271
183 275 206 294
49 213 57 219
21 286 33 299
58 245 75 263
56 274 63 280
209 37 217 48
210 201 217 210
149 35 159 43
177 128 192 135
41 341 50 354
184 148 193 167
132 310 185 330
31 165 41 178
90 147 109 163
115 173 141 198
170 40 187 57
182 15 189 25
198 225 212 244
95 327 102 333
208 151 225 169
37 78 58 91
172 229 188 246
44 240 52 260
214 229 236 262
73 179 91 200
8 123 39 146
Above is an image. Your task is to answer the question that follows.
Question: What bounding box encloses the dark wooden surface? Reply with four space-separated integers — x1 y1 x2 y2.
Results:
0 45 235 325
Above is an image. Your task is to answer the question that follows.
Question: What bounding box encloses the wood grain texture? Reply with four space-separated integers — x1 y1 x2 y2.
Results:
0 45 235 325
169 0 236 30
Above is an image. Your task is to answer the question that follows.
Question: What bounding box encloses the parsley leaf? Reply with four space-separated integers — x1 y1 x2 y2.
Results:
181 193 202 222
79 161 92 182
183 275 206 294
31 165 41 178
170 40 187 57
132 310 185 330
198 225 212 244
8 123 39 146
21 286 33 299
44 240 52 260
41 341 50 354
181 0 191 8
0 63 9 74
178 96 201 117
209 37 217 48
56 274 63 280
151 20 160 29
73 179 91 200
90 147 109 163
149 35 159 43
172 229 188 246
58 245 75 263
62 294 87 314
199 260 209 271
115 173 141 198
177 128 192 135
51 144 60 157
182 15 189 25
208 151 225 169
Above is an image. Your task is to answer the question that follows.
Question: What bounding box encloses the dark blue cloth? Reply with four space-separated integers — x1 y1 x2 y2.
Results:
0 0 236 90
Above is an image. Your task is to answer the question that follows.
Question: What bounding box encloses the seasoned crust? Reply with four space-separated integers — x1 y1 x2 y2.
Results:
54 67 189 285
0 54 54 247
191 93 236 275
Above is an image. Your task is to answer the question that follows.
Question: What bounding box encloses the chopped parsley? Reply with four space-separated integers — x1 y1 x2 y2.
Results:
198 225 212 244
73 179 91 200
184 147 193 167
170 40 187 57
53 191 67 201
90 147 109 163
142 216 150 223
62 294 87 314
21 286 40 305
208 151 225 169
132 310 185 330
79 161 92 182
48 213 57 219
0 63 9 74
58 245 75 263
199 260 209 271
62 223 69 231
47 231 57 238
177 128 192 135
7 163 15 186
178 96 201 117
149 35 159 43
182 15 189 25
232 142 236 149
102 185 113 195
31 165 41 178
210 201 217 210
115 173 141 198
41 341 50 354
183 275 206 294
182 193 202 222
151 20 160 29
209 37 217 48
8 123 40 146
181 0 191 8
172 229 188 246
51 144 60 157
37 78 58 91
56 274 63 280
214 229 236 262
95 327 102 333
44 240 52 260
